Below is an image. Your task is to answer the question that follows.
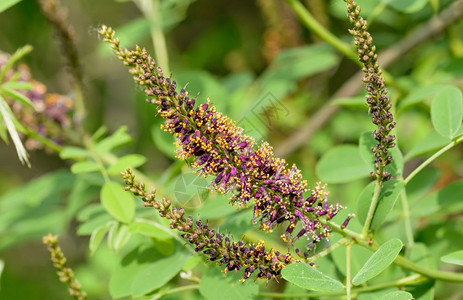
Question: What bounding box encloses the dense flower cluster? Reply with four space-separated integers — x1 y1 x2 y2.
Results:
0 51 74 150
100 26 351 248
122 169 298 281
43 234 87 300
345 0 396 181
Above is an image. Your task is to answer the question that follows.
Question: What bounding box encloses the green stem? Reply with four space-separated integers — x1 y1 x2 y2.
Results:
284 0 359 64
17 123 63 153
404 135 463 185
362 180 382 237
307 238 348 262
346 243 352 300
135 0 170 74
400 188 414 247
155 284 199 298
258 274 426 298
326 220 463 283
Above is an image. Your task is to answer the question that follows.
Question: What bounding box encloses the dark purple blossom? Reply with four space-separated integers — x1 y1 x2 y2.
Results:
345 0 396 181
100 25 350 249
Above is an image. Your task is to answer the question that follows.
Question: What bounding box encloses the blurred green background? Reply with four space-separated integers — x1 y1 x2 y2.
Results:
1 0 463 298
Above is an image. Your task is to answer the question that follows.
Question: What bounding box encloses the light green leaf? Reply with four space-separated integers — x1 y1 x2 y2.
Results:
262 44 339 82
107 154 146 175
386 0 428 13
0 0 21 13
357 180 404 230
0 45 32 82
100 182 135 223
131 251 190 296
316 145 370 183
405 130 450 161
379 291 413 300
94 126 131 154
60 146 89 160
128 220 172 240
0 95 29 166
352 239 403 285
1 81 33 90
70 161 100 174
0 87 35 108
199 267 259 300
112 224 131 251
431 86 463 139
109 243 160 298
412 180 463 217
398 84 446 112
281 263 344 291
441 250 463 266
89 223 109 255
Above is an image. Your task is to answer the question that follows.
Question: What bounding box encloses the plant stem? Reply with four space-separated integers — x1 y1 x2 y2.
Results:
307 238 349 262
135 0 170 74
400 188 414 247
258 274 426 298
17 123 63 153
284 0 358 63
154 284 199 299
362 180 382 237
404 135 463 185
325 219 463 283
346 243 352 300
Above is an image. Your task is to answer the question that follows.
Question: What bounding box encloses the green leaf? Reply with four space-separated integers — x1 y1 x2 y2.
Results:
94 126 131 154
89 223 109 255
262 44 339 82
316 145 370 183
60 146 89 160
431 86 463 139
1 81 33 90
199 267 259 300
352 239 403 285
70 161 100 174
405 130 450 161
107 154 146 175
379 291 413 300
398 84 446 112
412 180 463 217
109 243 160 298
0 87 35 108
100 182 135 224
0 169 74 208
65 179 99 220
357 180 404 230
0 0 21 13
359 131 404 176
281 263 344 292
0 95 29 166
408 243 434 268
111 224 131 251
441 250 463 266
386 0 428 13
131 251 190 297
128 220 172 240
0 45 32 82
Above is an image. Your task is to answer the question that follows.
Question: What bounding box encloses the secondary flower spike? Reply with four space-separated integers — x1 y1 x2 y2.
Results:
345 0 396 181
122 169 297 281
100 26 351 248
